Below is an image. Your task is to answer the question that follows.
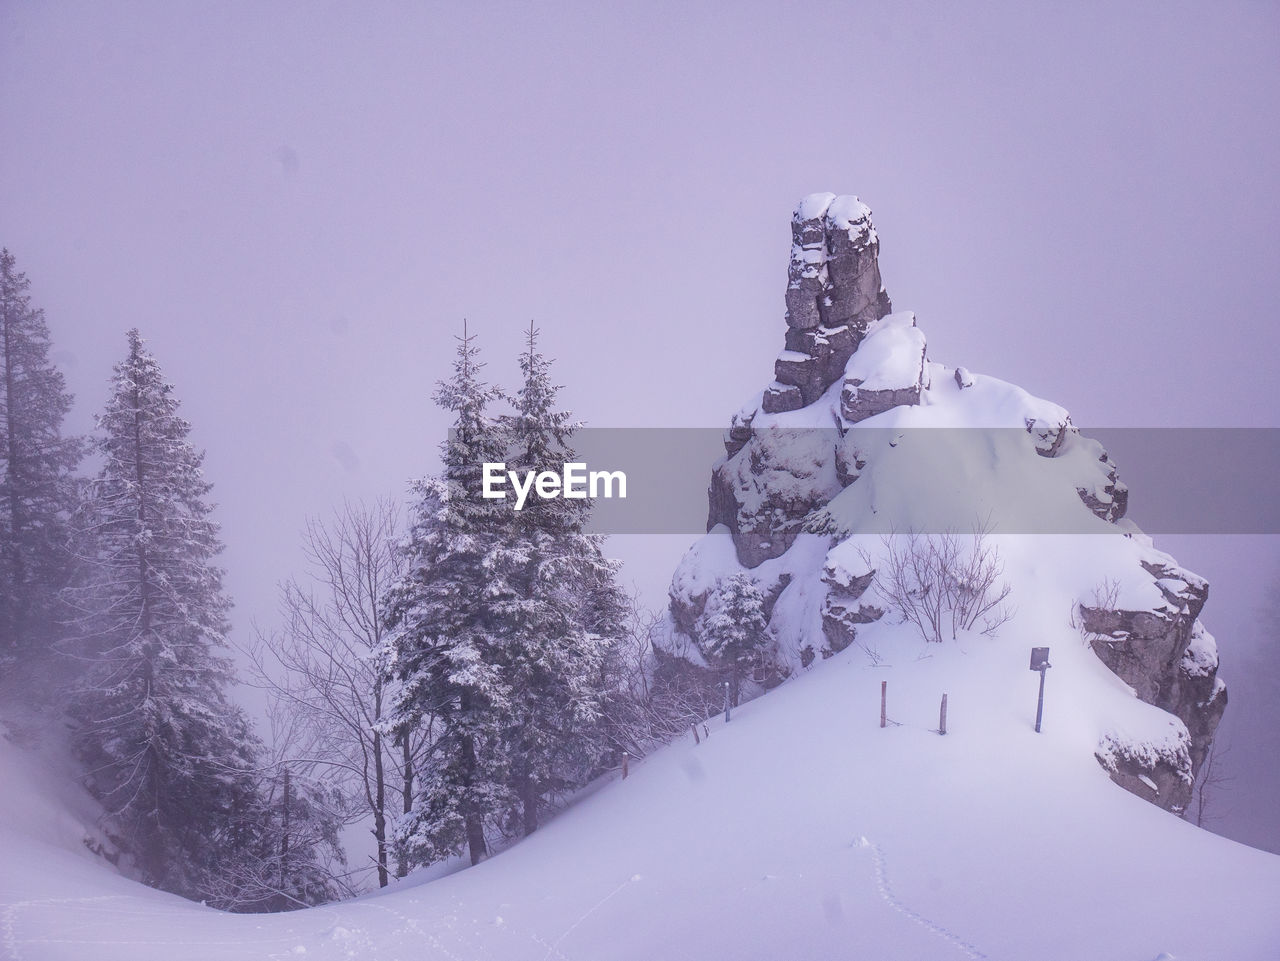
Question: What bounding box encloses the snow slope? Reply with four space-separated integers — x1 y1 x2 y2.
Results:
3 602 1279 960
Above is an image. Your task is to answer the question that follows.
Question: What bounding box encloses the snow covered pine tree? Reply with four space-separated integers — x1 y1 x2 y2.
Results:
697 573 773 707
0 249 82 658
499 323 628 836
380 325 518 866
66 330 270 905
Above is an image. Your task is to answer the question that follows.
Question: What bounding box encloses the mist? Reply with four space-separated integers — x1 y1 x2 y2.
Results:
2 0 1276 855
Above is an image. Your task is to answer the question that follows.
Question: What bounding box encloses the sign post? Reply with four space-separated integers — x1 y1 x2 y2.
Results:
1029 647 1051 733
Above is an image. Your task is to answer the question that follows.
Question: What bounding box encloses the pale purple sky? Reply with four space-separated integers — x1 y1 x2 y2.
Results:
2 1 1278 848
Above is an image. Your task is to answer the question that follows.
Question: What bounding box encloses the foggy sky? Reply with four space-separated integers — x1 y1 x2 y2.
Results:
2 1 1277 850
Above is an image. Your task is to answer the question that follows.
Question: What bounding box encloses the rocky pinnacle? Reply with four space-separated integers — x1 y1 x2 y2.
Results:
763 193 893 412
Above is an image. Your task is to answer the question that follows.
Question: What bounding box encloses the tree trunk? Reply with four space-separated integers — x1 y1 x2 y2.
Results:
465 810 487 866
280 767 291 900
372 728 389 887
517 761 539 837
459 693 487 866
396 732 413 878
132 386 153 641
370 677 389 888
2 309 26 649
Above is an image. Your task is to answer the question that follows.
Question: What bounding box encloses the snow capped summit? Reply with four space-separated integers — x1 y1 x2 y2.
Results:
666 194 1226 817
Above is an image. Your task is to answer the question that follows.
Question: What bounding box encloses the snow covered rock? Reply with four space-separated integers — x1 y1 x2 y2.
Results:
1096 724 1195 808
838 312 928 424
761 380 804 415
665 193 1227 816
819 553 882 658
1072 435 1130 522
706 429 841 568
769 194 893 411
1080 554 1227 804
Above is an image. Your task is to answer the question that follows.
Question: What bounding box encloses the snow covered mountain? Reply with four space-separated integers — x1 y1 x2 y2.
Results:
664 193 1226 817
1 195 1276 960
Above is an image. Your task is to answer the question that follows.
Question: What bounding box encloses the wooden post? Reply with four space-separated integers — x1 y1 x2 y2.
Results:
692 723 700 745
1035 668 1047 733
939 694 948 735
880 680 887 729
723 681 731 723
622 752 629 779
703 723 711 739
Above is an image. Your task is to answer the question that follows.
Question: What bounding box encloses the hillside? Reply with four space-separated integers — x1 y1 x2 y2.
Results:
3 193 1276 960
3 621 1279 959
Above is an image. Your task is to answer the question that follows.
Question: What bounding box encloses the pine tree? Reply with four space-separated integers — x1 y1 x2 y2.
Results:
381 324 518 866
697 573 772 707
0 249 82 656
67 329 262 902
500 322 627 835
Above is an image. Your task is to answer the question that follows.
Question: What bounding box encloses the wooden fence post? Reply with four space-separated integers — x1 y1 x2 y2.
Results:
692 723 700 745
622 752 630 779
939 694 948 735
880 680 887 729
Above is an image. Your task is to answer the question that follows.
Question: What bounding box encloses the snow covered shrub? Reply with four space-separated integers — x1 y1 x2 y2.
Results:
867 524 1013 643
696 574 774 706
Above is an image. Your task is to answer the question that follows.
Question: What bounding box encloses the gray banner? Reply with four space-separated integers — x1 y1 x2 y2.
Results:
457 427 1280 535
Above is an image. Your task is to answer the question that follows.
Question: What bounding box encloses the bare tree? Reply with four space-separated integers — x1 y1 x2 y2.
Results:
196 754 354 912
1070 577 1122 645
865 521 1014 644
1192 736 1234 828
242 498 430 888
600 591 725 753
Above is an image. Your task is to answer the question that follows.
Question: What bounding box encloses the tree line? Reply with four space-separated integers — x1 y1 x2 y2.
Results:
0 251 719 910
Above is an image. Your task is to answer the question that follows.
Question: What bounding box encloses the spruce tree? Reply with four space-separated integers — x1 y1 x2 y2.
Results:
0 249 82 656
500 323 626 835
382 325 517 866
697 573 771 707
67 329 261 902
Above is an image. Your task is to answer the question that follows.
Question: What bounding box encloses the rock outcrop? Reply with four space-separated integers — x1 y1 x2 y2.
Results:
663 193 1227 818
764 194 893 413
1081 559 1228 799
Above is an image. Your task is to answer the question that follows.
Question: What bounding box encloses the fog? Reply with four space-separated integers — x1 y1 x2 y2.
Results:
2 1 1276 851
